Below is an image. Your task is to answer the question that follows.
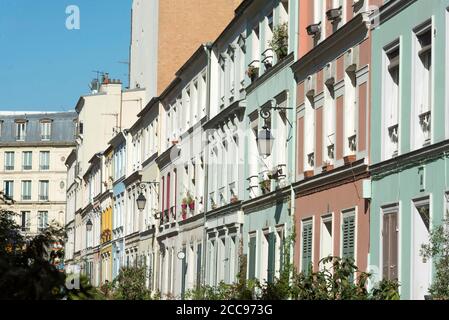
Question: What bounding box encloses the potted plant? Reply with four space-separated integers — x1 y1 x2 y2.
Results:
181 198 188 220
247 65 259 82
259 180 271 193
267 168 281 180
186 193 195 211
269 22 289 61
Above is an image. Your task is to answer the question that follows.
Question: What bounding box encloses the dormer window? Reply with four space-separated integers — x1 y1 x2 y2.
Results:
15 120 27 141
40 119 52 141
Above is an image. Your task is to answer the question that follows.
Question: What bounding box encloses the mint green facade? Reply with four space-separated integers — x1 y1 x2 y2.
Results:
241 0 298 282
370 0 449 299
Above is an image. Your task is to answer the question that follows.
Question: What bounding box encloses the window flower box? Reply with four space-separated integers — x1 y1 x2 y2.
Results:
304 170 314 179
322 162 334 173
343 154 356 165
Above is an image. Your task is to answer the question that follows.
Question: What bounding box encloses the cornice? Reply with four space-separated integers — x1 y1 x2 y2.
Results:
370 140 449 179
291 13 369 82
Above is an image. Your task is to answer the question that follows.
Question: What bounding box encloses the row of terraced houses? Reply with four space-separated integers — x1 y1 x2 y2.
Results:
62 0 449 300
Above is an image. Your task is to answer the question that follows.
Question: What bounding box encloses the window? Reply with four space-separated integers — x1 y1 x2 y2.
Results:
4 152 15 171
320 215 333 269
413 24 432 148
382 207 399 281
0 120 3 137
4 181 14 199
38 211 48 232
383 42 400 159
323 82 336 163
344 70 357 156
304 95 315 171
16 121 27 141
40 121 52 140
341 211 356 261
219 55 225 108
21 180 31 201
40 151 50 171
21 211 31 232
301 220 313 274
39 180 49 201
22 151 32 170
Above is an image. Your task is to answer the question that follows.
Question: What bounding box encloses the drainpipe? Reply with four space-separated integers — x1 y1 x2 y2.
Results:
201 43 213 286
287 89 296 280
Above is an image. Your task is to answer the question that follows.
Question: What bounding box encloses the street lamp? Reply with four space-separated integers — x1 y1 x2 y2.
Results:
136 193 146 211
86 219 93 232
135 181 160 218
257 102 293 158
257 127 275 158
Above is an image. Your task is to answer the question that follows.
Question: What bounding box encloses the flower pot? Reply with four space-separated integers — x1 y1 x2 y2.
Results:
343 155 356 165
322 164 334 173
304 170 314 179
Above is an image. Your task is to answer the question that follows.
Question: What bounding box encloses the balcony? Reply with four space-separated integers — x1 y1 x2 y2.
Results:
39 195 49 201
21 195 31 201
40 165 50 171
5 166 14 171
22 165 32 170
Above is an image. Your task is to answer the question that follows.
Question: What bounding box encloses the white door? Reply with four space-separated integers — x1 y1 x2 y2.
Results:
412 202 431 300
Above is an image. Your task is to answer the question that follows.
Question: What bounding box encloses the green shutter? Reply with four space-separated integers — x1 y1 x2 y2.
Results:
181 247 187 298
267 232 276 283
342 215 355 260
196 243 202 288
248 236 256 280
302 223 313 274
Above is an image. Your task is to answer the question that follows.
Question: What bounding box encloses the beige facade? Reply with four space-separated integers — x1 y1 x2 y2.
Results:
0 112 76 237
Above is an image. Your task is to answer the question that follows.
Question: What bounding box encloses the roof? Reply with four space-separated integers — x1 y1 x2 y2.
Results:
0 111 77 145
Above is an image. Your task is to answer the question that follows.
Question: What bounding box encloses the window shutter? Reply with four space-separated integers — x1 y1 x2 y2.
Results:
248 236 257 280
181 247 187 298
196 243 202 288
302 223 313 274
390 212 398 280
267 232 276 283
342 215 355 260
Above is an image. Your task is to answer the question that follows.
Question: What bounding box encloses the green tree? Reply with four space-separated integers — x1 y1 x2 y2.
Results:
0 209 66 299
420 211 449 300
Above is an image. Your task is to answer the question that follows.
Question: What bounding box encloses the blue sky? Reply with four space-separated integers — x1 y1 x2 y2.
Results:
0 0 132 112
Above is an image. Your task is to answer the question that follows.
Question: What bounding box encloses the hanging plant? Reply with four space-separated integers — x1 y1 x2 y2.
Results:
269 22 289 60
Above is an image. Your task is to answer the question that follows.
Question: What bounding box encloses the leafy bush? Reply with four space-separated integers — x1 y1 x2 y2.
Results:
112 265 154 300
370 279 400 300
269 22 289 59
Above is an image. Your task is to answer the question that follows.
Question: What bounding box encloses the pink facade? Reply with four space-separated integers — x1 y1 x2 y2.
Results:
292 0 383 274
